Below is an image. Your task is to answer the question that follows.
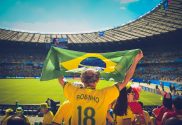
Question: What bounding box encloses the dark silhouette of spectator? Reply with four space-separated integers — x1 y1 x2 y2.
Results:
156 85 159 90
46 98 60 115
15 107 30 125
164 117 182 125
153 92 173 125
1 108 14 125
169 84 172 92
162 97 182 125
7 112 30 125
160 82 165 91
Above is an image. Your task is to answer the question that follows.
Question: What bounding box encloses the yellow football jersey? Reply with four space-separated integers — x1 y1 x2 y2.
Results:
143 110 151 125
1 115 10 125
115 107 135 125
64 83 119 125
43 110 54 125
53 100 73 125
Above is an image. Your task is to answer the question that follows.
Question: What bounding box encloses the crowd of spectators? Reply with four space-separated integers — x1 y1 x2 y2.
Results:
134 64 182 83
141 50 182 64
0 53 44 78
0 48 181 84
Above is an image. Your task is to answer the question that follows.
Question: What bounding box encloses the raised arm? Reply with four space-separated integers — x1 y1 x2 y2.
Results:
117 51 143 90
58 76 65 87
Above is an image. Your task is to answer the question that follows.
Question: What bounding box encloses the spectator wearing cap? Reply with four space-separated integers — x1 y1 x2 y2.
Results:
1 108 13 125
7 115 27 125
15 107 30 125
40 103 54 125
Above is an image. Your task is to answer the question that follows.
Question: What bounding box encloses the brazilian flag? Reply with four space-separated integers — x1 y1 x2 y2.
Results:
40 46 141 82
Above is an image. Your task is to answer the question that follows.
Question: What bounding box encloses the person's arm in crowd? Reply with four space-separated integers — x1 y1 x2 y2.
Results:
58 76 66 87
157 85 166 96
117 51 143 90
106 111 115 124
161 112 169 125
106 104 115 124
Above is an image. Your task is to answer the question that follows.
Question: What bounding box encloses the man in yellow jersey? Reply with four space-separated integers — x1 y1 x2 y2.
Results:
52 82 84 125
1 108 13 125
52 100 73 125
40 103 54 125
15 107 31 125
58 52 143 125
138 101 153 125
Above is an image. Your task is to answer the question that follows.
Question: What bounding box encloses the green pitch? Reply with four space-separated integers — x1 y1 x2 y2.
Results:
0 79 162 105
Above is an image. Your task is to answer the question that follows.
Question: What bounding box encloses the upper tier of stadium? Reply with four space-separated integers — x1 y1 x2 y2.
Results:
0 0 182 44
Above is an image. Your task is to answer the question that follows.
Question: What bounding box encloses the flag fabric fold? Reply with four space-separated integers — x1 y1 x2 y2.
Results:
40 47 141 82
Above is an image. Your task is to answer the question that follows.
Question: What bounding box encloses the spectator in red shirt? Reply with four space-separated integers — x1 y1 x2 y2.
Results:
162 97 182 125
152 92 173 125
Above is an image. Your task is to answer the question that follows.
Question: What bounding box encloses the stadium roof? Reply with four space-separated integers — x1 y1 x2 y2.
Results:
0 0 182 44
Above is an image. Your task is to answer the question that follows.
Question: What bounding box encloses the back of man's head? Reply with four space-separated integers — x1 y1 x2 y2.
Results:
163 93 172 109
5 108 14 116
164 117 182 125
173 97 182 110
7 115 26 125
81 69 100 87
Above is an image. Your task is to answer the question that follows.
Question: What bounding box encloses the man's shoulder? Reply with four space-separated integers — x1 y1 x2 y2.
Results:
46 111 54 116
165 111 176 118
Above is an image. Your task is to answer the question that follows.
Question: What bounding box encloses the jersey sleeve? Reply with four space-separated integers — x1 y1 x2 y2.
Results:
144 110 151 124
52 105 64 124
63 83 79 102
25 116 31 125
48 112 54 124
103 85 119 104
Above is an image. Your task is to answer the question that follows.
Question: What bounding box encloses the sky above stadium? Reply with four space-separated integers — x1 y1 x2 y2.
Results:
0 0 161 34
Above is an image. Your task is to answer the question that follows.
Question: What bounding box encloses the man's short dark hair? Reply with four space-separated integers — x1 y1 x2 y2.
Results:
164 117 182 125
173 97 182 110
7 115 26 125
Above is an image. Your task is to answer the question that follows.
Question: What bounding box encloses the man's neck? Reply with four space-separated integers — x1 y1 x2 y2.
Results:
85 83 96 89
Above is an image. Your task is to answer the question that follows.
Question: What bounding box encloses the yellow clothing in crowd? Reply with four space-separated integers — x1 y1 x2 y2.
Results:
53 100 73 125
143 110 152 125
1 115 11 125
43 110 54 125
114 107 135 125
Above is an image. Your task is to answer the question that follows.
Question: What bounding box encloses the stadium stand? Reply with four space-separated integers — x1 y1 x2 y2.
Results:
1 35 181 84
0 0 181 43
0 1 182 122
